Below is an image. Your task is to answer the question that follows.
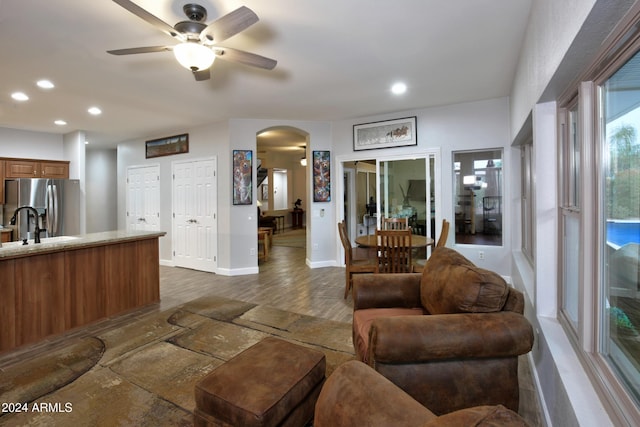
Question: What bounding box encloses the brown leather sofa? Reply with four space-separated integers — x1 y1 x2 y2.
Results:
314 360 529 427
352 247 534 415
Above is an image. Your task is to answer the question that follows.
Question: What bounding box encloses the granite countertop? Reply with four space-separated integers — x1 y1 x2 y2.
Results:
0 230 166 259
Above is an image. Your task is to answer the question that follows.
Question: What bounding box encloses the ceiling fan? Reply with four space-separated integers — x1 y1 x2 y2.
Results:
107 0 277 81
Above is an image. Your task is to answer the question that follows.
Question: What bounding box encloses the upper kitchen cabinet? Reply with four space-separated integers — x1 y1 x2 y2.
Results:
40 161 70 178
4 159 69 179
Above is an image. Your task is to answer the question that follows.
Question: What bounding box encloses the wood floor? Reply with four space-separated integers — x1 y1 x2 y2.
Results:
160 243 353 323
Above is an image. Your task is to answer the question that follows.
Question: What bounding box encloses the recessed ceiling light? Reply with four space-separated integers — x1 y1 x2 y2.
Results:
391 82 407 95
54 119 67 126
37 80 55 89
11 92 29 101
85 140 89 145
88 106 102 115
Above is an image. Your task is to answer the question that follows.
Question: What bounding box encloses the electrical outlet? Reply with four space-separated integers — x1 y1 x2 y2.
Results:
313 243 319 251
478 251 485 260
250 248 256 256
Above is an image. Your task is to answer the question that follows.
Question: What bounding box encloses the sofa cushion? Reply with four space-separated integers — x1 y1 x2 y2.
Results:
353 308 426 362
422 404 529 427
420 248 509 314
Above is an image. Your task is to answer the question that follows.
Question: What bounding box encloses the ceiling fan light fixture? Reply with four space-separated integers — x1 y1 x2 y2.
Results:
173 42 215 71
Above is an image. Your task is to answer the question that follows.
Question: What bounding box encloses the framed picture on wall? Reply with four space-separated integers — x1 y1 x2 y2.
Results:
145 133 189 158
353 116 417 151
313 150 331 202
232 149 252 205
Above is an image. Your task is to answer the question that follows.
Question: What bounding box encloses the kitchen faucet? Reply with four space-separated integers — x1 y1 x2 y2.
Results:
10 206 44 244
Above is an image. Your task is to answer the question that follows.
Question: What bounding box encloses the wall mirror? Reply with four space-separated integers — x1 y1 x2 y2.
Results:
453 149 503 246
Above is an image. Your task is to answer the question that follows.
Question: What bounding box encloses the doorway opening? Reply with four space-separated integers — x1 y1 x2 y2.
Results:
338 150 441 264
256 126 309 263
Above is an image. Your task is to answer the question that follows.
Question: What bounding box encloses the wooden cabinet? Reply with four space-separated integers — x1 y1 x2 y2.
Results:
5 159 39 177
4 159 69 178
15 253 66 344
0 233 162 353
1 158 70 203
40 161 69 178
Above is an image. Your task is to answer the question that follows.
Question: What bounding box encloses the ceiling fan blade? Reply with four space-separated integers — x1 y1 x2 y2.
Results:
215 47 277 70
193 69 211 81
112 0 183 40
107 46 172 55
200 6 259 44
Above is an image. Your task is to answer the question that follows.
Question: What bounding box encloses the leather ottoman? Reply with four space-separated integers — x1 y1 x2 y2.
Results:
194 337 326 427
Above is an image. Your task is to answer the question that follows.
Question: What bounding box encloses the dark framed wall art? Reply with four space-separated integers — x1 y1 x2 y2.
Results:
232 149 253 205
353 116 417 151
145 133 189 158
313 150 331 202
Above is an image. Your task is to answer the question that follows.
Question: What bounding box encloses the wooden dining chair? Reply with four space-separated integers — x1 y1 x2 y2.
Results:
375 228 413 273
436 219 450 247
382 216 409 230
338 220 376 299
413 219 450 272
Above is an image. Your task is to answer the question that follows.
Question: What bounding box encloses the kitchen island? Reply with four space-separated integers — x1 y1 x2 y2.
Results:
0 230 165 353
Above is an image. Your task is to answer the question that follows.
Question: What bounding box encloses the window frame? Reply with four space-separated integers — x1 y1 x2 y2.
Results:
556 9 640 423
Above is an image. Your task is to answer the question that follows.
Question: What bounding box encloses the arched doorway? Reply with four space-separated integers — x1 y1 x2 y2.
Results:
256 126 309 263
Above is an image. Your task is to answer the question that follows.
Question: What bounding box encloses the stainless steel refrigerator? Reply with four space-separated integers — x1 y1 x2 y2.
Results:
3 179 80 241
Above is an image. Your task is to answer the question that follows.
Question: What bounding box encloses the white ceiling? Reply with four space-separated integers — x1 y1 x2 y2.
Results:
0 0 532 150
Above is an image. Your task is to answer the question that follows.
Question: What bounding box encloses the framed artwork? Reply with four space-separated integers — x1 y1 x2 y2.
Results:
145 133 189 158
313 150 331 202
261 184 269 201
353 116 417 151
232 149 252 205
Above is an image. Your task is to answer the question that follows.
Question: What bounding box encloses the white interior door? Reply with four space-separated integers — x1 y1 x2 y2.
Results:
126 165 160 231
173 158 217 272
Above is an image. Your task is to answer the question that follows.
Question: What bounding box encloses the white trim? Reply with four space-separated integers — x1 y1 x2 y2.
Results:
538 316 614 426
216 267 259 276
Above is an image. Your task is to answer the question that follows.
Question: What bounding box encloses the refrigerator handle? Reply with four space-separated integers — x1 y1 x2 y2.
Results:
52 184 59 235
46 184 59 236
46 184 54 232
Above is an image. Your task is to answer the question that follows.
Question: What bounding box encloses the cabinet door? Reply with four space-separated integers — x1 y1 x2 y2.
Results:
41 161 69 178
5 160 38 178
0 260 16 352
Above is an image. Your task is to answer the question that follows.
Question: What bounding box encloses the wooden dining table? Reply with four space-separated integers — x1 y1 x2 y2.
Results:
355 234 434 248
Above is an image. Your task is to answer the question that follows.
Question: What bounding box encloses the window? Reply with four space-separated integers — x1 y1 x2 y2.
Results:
599 49 640 407
558 18 640 421
521 141 534 262
560 101 581 331
453 150 503 246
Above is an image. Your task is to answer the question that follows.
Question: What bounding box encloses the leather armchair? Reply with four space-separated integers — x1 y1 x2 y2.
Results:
314 360 529 427
352 247 534 415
